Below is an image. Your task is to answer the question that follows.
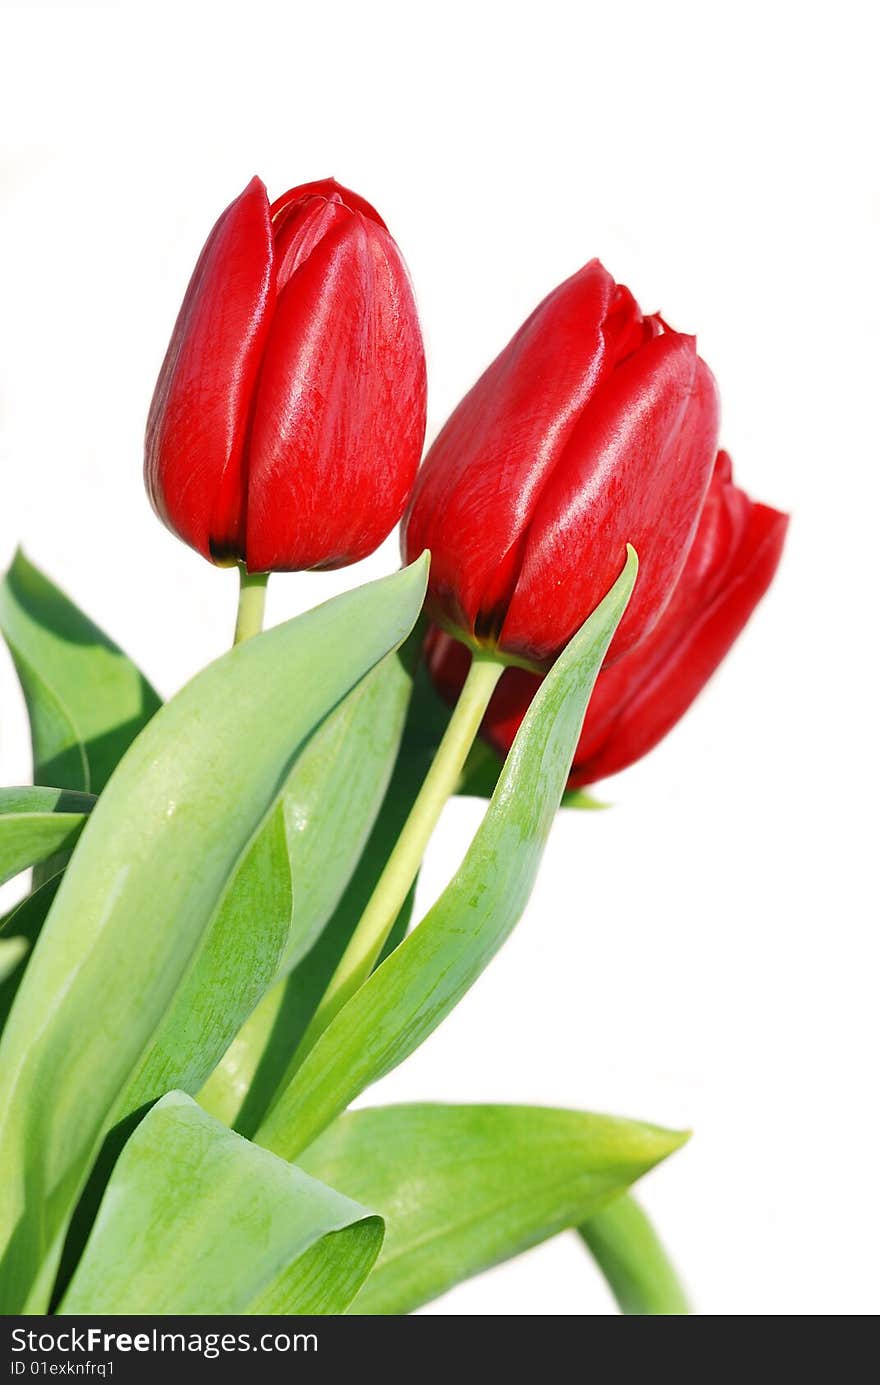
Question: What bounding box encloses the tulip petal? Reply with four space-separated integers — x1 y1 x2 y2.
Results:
270 179 388 232
500 333 720 665
449 464 788 785
273 198 351 293
427 456 787 788
244 215 426 572
403 261 647 637
570 498 788 783
145 177 275 562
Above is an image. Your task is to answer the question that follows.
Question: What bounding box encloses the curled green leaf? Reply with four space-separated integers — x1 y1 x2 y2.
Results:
60 1093 382 1315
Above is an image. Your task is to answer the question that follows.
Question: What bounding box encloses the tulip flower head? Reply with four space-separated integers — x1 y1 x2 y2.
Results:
403 259 720 669
427 451 788 784
146 177 427 572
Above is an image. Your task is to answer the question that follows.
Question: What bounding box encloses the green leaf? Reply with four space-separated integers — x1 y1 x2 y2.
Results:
278 640 419 976
197 632 423 1133
0 787 94 887
256 548 638 1160
578 1193 690 1315
0 555 428 1313
461 747 608 810
0 874 62 1028
563 788 611 810
59 1092 382 1315
199 666 429 1135
298 1102 686 1315
0 938 28 985
198 970 291 1130
111 800 293 1116
0 550 161 794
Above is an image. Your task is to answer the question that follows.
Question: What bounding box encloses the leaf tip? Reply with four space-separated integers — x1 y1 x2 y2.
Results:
562 789 613 811
411 546 430 580
402 548 431 609
661 1126 692 1157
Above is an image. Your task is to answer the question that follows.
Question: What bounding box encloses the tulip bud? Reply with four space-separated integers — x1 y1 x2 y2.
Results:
146 177 427 572
427 452 788 783
403 259 719 668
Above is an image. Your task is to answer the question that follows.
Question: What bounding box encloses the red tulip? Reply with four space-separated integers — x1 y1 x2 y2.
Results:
427 452 788 784
146 177 426 572
403 259 719 668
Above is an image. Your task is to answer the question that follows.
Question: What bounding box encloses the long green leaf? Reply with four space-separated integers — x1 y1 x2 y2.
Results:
0 787 94 887
197 632 422 1131
257 548 638 1160
59 1092 381 1315
0 550 161 794
0 555 428 1313
578 1194 690 1315
299 1102 685 1315
109 800 293 1119
199 666 429 1134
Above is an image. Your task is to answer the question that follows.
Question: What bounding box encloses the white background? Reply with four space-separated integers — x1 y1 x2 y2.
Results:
1 0 876 1315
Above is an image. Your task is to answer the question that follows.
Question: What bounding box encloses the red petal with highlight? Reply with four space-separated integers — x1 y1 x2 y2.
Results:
403 261 647 638
245 213 426 571
145 177 275 561
499 335 719 665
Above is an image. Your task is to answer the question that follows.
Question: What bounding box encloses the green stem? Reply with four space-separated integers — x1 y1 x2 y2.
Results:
288 651 504 1065
578 1194 690 1315
233 567 269 645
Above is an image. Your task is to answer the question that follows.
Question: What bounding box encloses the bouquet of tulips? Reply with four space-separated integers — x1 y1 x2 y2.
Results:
0 177 786 1317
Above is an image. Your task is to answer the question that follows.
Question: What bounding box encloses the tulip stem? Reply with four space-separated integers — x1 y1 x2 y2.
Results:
285 650 504 1064
233 566 269 645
